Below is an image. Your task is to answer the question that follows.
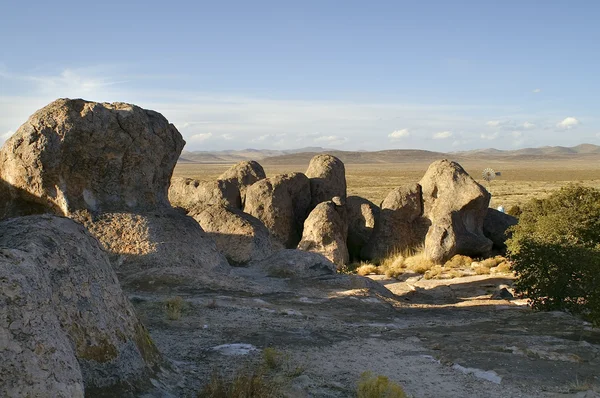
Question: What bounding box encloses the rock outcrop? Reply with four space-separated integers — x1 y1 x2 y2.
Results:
189 204 282 265
483 208 518 250
0 98 184 215
346 196 380 260
168 177 241 211
218 161 266 207
72 210 229 283
254 249 337 278
420 160 493 263
244 173 311 248
298 199 349 267
361 184 428 260
0 215 160 397
305 154 346 208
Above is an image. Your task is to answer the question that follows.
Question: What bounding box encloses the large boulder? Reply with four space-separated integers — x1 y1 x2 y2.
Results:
346 196 380 261
361 184 428 260
420 160 493 263
0 215 160 397
298 199 349 267
189 204 282 265
218 161 266 207
72 210 229 284
0 98 184 215
244 173 311 248
253 249 337 278
168 177 241 211
305 154 346 208
483 208 518 250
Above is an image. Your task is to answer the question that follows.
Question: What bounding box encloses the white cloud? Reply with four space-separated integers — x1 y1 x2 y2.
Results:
522 121 535 129
188 132 213 142
512 131 523 138
388 129 410 141
486 120 501 127
480 132 499 140
532 88 542 93
221 133 234 140
433 131 453 139
557 117 580 129
2 130 14 140
313 135 348 145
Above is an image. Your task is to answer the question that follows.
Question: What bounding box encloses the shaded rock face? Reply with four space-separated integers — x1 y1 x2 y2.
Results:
244 173 311 248
218 161 266 208
420 160 493 263
253 249 336 278
0 215 160 397
189 204 282 265
0 98 184 216
168 177 241 211
483 208 518 250
361 184 429 260
305 154 347 208
72 210 229 284
346 196 380 261
298 200 349 267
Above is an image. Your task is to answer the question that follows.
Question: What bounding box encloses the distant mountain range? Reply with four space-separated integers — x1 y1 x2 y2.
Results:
178 144 600 164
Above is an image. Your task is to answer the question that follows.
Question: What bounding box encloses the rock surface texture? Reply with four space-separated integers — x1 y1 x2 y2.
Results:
361 184 428 260
346 196 380 260
0 98 184 216
189 204 282 265
305 154 347 209
218 161 266 208
420 160 493 263
169 177 241 211
244 173 311 248
0 215 160 397
253 249 337 277
298 200 349 267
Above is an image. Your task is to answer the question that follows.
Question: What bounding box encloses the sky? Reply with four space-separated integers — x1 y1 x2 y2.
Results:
1 1 599 152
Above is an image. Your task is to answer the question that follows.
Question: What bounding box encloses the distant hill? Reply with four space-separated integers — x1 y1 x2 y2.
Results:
178 144 600 164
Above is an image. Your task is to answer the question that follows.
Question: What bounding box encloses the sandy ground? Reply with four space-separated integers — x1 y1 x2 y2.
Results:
129 268 600 398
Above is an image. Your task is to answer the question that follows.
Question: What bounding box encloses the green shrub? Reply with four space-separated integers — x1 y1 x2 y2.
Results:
357 371 406 398
506 185 600 325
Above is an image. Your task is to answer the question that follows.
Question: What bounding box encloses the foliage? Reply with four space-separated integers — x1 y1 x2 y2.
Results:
357 371 407 398
262 347 284 370
507 205 522 217
198 368 279 398
165 296 184 320
506 185 600 324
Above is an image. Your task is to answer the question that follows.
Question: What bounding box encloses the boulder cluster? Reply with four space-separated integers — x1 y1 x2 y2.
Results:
0 98 516 395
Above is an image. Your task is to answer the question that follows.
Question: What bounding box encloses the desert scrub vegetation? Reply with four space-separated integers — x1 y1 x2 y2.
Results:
198 368 279 398
357 371 407 398
506 185 600 325
164 296 184 320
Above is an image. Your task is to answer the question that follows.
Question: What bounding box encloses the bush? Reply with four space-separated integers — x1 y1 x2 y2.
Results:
507 205 522 217
506 185 600 325
199 368 279 398
357 371 406 398
165 296 184 320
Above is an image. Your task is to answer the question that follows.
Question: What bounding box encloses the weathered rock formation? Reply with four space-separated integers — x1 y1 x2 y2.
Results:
298 199 349 267
189 204 282 265
305 154 347 208
244 172 311 248
254 249 337 277
218 160 266 207
0 98 184 215
168 177 241 211
483 208 518 250
346 196 380 260
0 215 160 397
420 160 493 263
362 184 428 260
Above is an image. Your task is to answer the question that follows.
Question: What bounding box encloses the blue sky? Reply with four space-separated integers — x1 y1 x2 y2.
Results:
1 0 599 151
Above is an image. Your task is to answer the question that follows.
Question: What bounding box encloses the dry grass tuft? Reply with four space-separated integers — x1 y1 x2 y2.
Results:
199 368 279 398
444 254 474 268
356 263 382 276
165 296 184 320
357 371 407 398
404 253 435 274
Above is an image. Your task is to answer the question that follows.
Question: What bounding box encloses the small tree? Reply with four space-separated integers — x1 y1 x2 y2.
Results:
506 185 600 325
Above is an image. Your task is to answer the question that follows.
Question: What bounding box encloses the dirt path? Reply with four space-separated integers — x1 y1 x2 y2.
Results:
131 270 600 398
